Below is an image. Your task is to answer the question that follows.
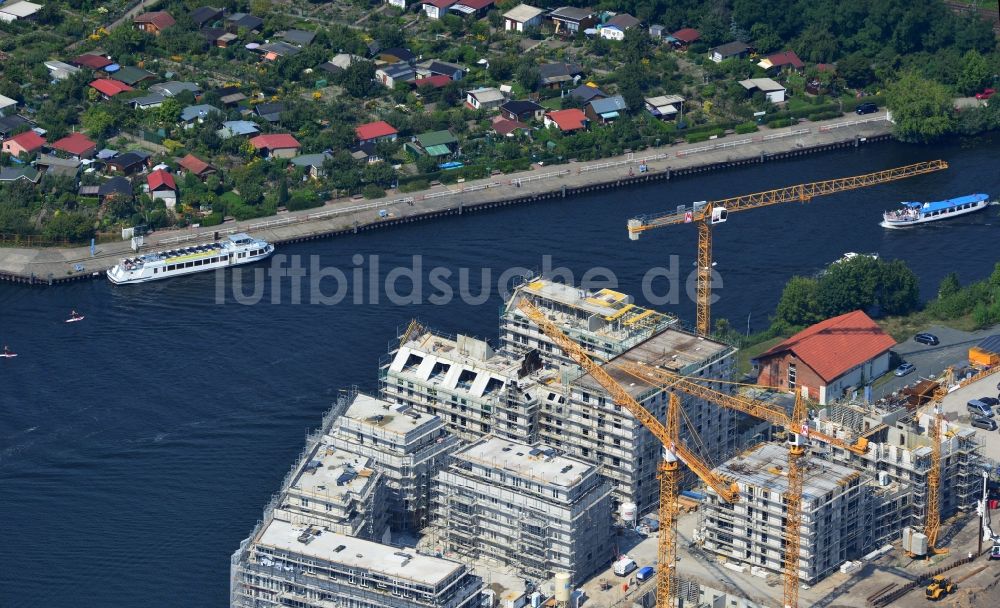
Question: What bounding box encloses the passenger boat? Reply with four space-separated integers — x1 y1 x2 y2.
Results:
107 233 274 285
1 345 16 358
880 193 993 228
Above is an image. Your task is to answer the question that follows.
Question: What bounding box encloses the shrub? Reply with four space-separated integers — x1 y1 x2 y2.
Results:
363 184 386 199
766 118 795 128
399 179 429 193
808 111 842 121
286 192 323 211
734 122 758 134
200 212 224 227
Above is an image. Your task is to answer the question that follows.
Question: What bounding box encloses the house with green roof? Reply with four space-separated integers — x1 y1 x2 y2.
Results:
407 130 459 157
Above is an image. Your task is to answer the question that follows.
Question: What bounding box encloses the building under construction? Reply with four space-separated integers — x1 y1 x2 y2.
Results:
381 328 553 444
327 391 460 533
499 278 677 368
699 400 983 584
432 436 613 585
231 519 484 608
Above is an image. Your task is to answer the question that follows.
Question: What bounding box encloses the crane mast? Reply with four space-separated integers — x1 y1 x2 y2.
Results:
627 160 949 335
515 298 741 608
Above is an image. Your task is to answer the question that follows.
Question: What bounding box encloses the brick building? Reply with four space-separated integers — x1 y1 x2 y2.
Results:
753 310 895 404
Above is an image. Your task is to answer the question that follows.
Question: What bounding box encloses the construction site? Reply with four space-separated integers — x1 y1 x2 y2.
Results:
232 161 1000 608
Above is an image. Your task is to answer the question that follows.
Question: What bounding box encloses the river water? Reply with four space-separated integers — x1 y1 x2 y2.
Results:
1 138 997 607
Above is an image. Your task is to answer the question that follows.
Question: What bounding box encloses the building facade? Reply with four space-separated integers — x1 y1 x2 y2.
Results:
433 437 613 584
328 392 460 532
381 325 550 444
231 519 483 608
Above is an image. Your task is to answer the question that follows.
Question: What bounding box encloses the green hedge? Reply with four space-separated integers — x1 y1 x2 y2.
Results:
200 212 224 227
286 194 324 211
734 122 758 134
766 118 796 128
807 110 842 121
686 129 724 143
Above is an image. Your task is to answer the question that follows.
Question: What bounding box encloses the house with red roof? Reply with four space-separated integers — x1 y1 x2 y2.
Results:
671 28 701 49
543 108 587 133
2 130 46 157
134 11 176 35
49 132 97 159
422 0 457 20
413 75 451 89
72 54 112 70
249 133 301 159
753 310 896 404
147 169 178 208
90 78 134 99
758 50 805 73
355 121 398 145
177 154 215 179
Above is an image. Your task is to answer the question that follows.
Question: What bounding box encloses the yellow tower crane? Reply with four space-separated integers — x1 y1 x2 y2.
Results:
626 160 949 336
615 362 859 608
516 299 739 608
915 364 1000 555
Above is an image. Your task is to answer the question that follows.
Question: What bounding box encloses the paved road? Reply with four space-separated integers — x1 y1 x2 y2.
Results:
0 113 893 283
876 324 998 399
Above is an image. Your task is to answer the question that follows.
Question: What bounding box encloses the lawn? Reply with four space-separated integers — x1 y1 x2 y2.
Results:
736 335 785 377
877 310 980 343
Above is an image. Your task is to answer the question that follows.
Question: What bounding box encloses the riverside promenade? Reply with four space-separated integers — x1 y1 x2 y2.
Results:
0 113 893 284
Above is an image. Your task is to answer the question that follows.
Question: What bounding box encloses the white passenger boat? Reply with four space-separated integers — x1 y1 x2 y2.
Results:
880 193 993 228
107 233 274 285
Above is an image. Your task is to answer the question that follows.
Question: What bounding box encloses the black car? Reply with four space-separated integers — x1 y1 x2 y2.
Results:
971 416 998 431
914 333 939 346
980 397 1000 407
856 102 878 115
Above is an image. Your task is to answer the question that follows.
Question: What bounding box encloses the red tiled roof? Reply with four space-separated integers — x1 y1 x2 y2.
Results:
249 133 301 150
766 50 804 69
413 75 451 88
546 109 587 131
50 132 96 156
672 28 701 43
755 310 896 383
355 121 398 141
457 0 494 9
178 154 212 175
424 0 457 7
816 63 836 73
492 117 528 136
134 11 176 29
72 54 112 69
6 130 46 152
90 78 134 97
147 169 177 191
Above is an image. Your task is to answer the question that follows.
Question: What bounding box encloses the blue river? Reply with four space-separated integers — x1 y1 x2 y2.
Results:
1 137 997 607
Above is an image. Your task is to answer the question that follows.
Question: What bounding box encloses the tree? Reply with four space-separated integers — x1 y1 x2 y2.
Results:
876 260 920 316
774 276 822 329
938 272 961 299
81 106 115 139
750 23 782 55
886 71 955 143
341 60 377 98
957 50 990 96
838 53 874 89
815 256 882 317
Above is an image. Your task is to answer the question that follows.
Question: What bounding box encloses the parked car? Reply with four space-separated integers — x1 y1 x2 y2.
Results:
856 102 878 115
979 397 1000 407
991 543 1000 560
914 333 939 346
894 362 916 376
975 88 996 100
971 416 998 431
968 400 994 418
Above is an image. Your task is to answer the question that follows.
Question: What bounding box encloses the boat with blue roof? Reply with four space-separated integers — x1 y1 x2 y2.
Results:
880 193 994 228
107 232 273 284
